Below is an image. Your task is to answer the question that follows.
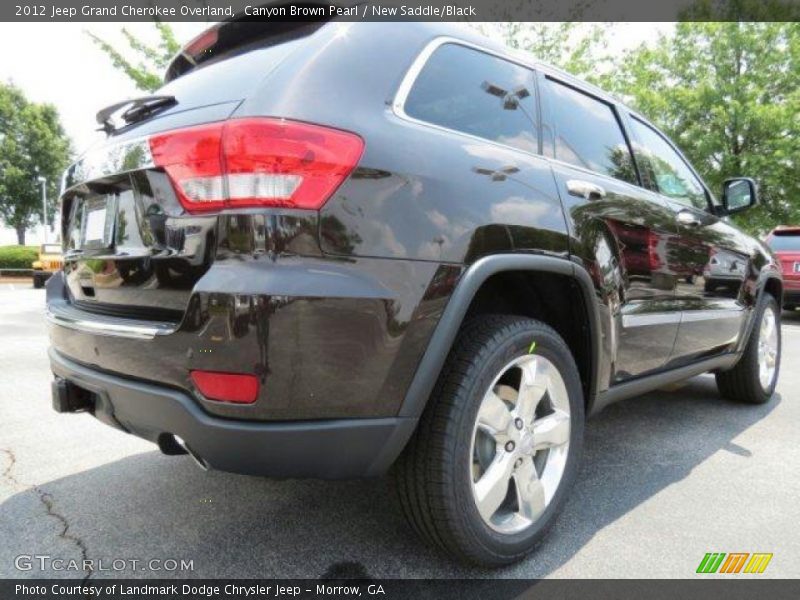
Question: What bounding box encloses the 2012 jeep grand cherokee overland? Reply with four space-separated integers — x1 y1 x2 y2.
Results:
46 21 783 566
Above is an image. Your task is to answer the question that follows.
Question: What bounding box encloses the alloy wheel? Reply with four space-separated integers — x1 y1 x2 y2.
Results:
757 304 779 390
469 354 571 535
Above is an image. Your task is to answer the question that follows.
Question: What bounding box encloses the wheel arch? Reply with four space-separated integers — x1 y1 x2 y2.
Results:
733 271 783 356
398 254 603 419
762 274 782 306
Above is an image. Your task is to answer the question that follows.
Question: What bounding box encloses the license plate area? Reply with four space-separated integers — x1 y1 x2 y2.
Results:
79 195 117 251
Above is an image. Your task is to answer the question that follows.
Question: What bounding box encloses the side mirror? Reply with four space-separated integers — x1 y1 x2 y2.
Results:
721 178 758 215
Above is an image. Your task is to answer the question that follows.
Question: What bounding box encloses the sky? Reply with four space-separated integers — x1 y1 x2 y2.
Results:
0 22 207 244
0 21 669 245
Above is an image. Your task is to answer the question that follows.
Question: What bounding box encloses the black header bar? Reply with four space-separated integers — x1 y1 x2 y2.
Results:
5 579 800 600
4 0 800 22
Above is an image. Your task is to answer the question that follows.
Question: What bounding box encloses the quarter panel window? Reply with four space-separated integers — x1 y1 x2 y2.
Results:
545 78 637 184
404 44 539 154
630 118 707 209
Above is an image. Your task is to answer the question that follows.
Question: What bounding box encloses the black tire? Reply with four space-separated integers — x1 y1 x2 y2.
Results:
716 293 781 404
394 315 584 566
32 273 44 289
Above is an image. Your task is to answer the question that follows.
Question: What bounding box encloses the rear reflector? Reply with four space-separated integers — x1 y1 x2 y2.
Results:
149 118 364 213
190 370 259 404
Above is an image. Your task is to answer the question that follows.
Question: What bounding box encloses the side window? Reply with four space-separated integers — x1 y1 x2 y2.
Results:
404 44 539 154
545 78 637 184
629 118 707 210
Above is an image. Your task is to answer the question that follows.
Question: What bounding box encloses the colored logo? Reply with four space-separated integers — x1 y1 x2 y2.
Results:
696 552 773 574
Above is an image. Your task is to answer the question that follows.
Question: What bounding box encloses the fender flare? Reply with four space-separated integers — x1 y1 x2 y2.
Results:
398 253 603 418
756 269 783 303
734 271 783 355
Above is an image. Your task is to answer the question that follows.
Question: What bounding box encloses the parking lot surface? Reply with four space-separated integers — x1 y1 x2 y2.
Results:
1 282 799 579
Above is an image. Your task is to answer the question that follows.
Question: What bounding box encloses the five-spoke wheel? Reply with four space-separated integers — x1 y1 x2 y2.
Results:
717 292 781 404
470 354 571 534
757 303 779 390
395 315 584 566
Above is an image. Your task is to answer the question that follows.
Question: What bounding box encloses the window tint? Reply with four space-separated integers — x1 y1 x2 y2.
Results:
404 44 538 154
545 78 636 184
630 118 707 209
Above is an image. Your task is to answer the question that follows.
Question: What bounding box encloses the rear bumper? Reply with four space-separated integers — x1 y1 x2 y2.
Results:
45 250 448 421
784 287 800 306
49 348 417 478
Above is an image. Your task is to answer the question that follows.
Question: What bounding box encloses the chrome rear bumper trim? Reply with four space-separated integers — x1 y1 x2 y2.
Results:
45 307 176 340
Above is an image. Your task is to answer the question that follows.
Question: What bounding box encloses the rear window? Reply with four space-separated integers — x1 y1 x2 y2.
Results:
403 43 539 154
544 77 637 185
768 232 800 251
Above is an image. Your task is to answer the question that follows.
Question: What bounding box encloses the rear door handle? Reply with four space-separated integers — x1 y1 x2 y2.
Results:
566 180 606 200
676 210 703 227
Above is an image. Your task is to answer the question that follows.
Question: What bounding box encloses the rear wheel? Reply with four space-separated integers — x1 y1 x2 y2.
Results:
716 293 781 404
32 273 44 289
394 315 584 566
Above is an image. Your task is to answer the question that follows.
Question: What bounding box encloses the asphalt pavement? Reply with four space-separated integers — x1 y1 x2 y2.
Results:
1 282 799 579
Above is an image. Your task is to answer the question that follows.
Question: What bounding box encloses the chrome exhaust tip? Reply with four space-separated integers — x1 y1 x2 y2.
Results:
173 435 209 471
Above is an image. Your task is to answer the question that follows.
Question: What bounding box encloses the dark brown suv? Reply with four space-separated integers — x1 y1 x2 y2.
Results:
46 21 783 566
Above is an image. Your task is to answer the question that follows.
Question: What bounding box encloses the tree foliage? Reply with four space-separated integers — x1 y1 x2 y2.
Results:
87 23 181 93
609 22 800 234
0 82 71 245
484 23 612 83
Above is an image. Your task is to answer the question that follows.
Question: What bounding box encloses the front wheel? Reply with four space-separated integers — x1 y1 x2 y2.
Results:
394 315 584 566
716 293 781 404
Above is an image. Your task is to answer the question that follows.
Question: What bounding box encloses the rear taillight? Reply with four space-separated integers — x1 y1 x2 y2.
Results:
183 26 219 61
190 370 259 404
149 118 364 213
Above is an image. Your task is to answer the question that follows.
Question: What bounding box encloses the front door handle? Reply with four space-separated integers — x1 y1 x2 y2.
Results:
676 210 703 227
566 180 606 200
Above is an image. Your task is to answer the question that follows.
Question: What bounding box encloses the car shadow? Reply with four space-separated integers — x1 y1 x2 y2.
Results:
0 376 779 579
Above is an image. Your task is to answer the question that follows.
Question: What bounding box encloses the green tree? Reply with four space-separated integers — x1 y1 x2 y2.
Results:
610 23 800 233
481 23 612 83
87 23 181 93
0 82 71 245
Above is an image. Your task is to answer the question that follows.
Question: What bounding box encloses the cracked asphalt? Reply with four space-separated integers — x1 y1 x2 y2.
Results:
1 282 799 579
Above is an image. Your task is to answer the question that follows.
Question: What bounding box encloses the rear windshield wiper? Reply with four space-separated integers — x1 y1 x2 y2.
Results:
96 95 177 134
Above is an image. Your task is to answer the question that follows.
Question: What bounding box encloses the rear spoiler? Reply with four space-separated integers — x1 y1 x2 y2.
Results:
164 3 346 83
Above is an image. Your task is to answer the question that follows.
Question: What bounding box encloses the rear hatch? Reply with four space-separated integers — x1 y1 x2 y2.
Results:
59 22 326 322
767 229 800 283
